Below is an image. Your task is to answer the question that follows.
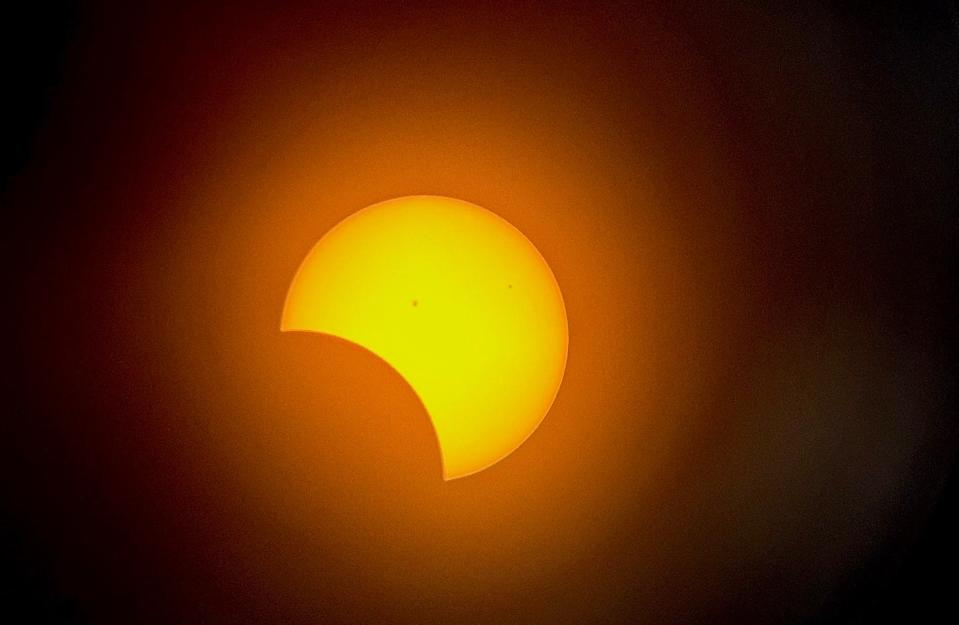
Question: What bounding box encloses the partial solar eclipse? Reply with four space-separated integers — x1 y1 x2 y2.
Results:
282 196 568 479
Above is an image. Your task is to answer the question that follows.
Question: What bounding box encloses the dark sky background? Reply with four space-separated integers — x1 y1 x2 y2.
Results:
3 2 958 624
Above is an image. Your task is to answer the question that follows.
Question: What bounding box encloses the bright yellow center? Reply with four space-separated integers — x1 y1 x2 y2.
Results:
281 196 568 479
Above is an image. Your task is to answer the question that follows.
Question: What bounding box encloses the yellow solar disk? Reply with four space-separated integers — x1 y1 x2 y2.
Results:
282 196 568 479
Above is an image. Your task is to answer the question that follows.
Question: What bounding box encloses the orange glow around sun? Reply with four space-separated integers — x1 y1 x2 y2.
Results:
130 5 727 604
282 195 568 479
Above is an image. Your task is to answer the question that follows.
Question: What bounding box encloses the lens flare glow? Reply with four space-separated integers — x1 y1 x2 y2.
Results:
281 195 568 479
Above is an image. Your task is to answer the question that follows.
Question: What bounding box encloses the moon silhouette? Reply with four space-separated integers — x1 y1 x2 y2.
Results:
281 196 568 479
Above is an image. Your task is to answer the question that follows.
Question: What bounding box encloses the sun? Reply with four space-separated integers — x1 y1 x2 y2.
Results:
281 195 568 479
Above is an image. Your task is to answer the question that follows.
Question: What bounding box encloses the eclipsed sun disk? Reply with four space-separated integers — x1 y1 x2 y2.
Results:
281 196 568 479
